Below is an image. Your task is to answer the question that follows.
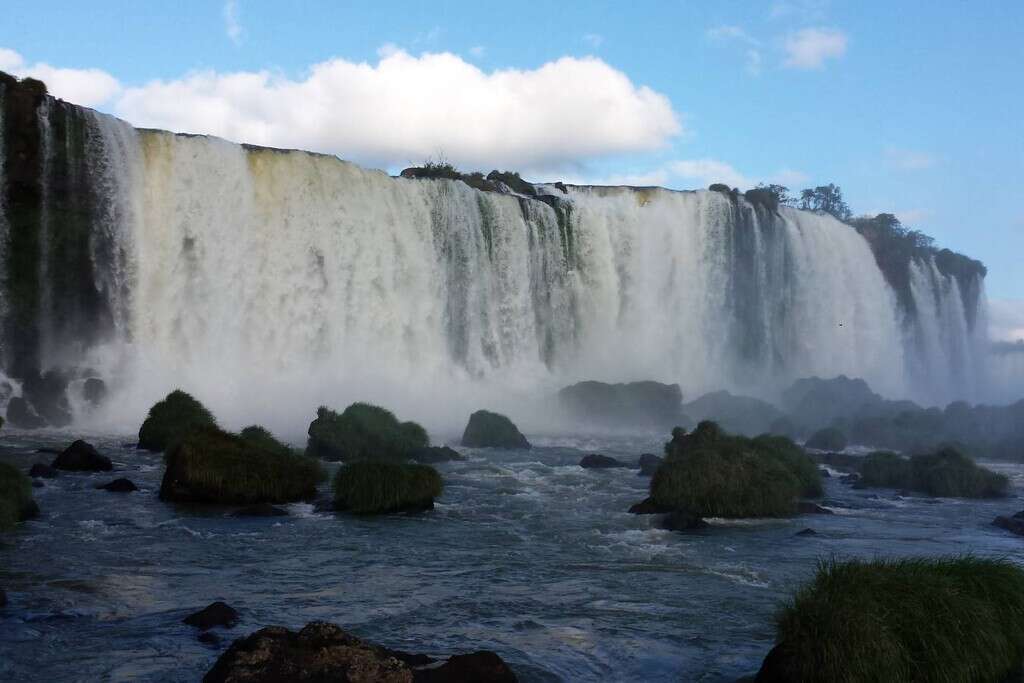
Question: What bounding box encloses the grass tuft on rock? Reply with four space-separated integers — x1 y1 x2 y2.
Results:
160 426 325 504
858 447 1008 498
138 389 217 452
0 462 37 530
240 425 290 456
649 421 822 517
767 556 1024 683
332 461 442 514
306 403 428 462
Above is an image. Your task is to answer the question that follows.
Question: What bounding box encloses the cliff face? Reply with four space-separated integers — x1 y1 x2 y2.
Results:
0 71 996 428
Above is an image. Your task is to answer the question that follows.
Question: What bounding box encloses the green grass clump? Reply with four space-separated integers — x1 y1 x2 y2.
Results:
240 425 291 456
160 426 326 504
858 447 1008 498
333 461 442 514
770 557 1024 683
306 403 429 462
751 434 824 498
0 462 36 530
138 389 217 452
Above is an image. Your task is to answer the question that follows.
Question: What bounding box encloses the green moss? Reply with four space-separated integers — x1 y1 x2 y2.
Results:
0 462 36 530
770 557 1024 683
804 426 848 451
138 390 217 452
751 434 824 498
460 410 531 449
159 426 325 504
305 403 429 462
858 447 1008 498
332 461 442 514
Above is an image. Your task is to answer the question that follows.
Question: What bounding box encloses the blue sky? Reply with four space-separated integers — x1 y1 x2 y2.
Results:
1 1 1022 325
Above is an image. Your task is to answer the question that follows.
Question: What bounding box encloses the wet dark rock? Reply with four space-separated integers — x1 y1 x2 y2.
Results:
461 410 531 449
19 499 40 521
232 504 288 517
637 453 663 476
198 631 223 646
184 601 239 631
658 510 708 531
628 497 674 515
96 478 137 493
31 480 43 488
82 377 107 406
0 588 5 607
579 453 627 469
35 447 62 455
795 528 817 536
52 440 113 471
6 397 47 429
993 511 1024 537
408 446 465 464
29 463 58 479
819 468 831 478
796 502 833 515
204 621 518 683
754 643 792 683
840 473 860 485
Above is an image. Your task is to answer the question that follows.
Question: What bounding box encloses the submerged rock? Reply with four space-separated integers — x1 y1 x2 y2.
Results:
795 528 817 536
231 504 288 517
579 453 627 469
460 410 531 449
628 497 674 515
658 510 708 531
637 453 663 476
184 601 239 631
96 478 138 493
28 463 58 479
52 440 113 472
204 621 517 683
408 446 465 464
993 511 1024 537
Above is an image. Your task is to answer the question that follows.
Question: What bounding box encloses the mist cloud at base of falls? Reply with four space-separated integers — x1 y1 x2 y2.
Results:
3 104 1014 439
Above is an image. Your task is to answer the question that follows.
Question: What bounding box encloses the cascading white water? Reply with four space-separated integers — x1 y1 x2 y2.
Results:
4 107 999 436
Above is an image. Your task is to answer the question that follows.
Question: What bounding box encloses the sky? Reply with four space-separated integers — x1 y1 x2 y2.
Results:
1 0 1022 338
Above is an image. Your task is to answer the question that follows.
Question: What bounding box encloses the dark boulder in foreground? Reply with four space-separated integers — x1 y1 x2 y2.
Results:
579 453 627 469
185 601 239 631
408 446 465 464
28 463 58 479
232 504 288 517
204 621 517 683
628 497 674 515
52 440 113 472
658 509 707 531
160 427 325 505
637 453 663 476
755 557 1024 683
993 511 1024 537
461 410 531 449
96 478 138 493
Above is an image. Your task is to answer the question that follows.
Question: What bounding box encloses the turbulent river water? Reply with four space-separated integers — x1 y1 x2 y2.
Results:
1 430 1021 682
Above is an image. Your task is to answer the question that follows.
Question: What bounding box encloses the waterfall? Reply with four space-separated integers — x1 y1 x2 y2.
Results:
0 87 1001 435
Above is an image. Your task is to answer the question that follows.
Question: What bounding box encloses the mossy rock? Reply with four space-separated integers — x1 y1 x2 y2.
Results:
649 421 821 517
0 462 38 530
240 425 292 457
332 461 442 514
159 426 325 504
460 410 531 449
305 403 428 462
858 447 1008 498
805 427 847 451
138 390 216 452
760 557 1024 682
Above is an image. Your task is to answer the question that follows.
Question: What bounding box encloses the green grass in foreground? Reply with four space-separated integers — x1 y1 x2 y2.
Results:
333 461 442 514
772 556 1024 683
0 462 35 530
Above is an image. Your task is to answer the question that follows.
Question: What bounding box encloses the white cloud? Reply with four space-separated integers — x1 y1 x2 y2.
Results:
894 208 933 225
783 27 848 69
884 147 936 170
771 168 809 187
223 0 243 46
989 298 1024 342
571 159 806 192
707 25 763 76
668 159 756 189
0 48 121 107
112 48 681 171
582 33 604 49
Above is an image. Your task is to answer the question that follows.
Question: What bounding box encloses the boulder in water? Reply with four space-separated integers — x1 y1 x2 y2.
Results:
184 601 239 630
627 497 674 514
658 510 708 531
305 403 428 462
82 377 107 406
460 410 531 449
682 390 784 436
204 621 517 683
408 446 465 464
579 453 627 469
52 440 113 472
637 453 663 476
138 389 217 452
6 397 47 429
795 528 817 536
28 463 58 479
993 511 1024 537
96 478 138 493
557 380 685 430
